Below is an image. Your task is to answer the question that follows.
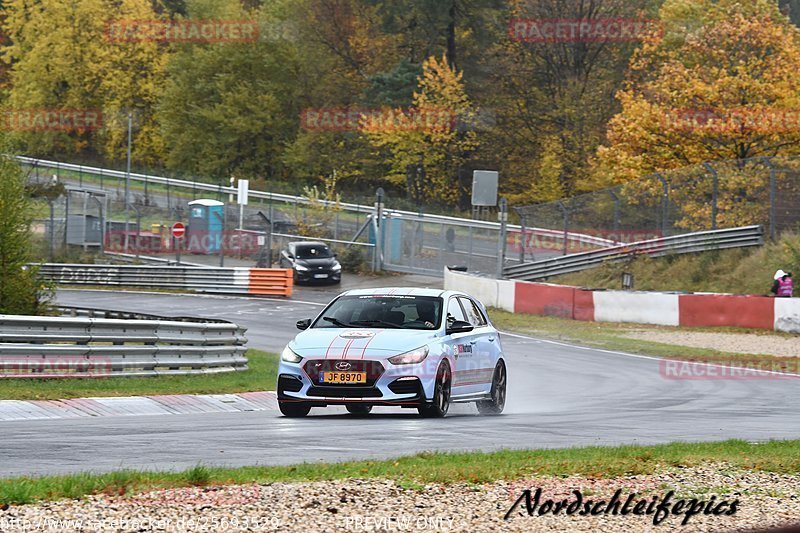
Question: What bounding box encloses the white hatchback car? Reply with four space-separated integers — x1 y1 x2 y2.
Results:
277 288 507 418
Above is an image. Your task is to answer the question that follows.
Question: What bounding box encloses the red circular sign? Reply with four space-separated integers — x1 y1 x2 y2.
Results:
171 222 186 239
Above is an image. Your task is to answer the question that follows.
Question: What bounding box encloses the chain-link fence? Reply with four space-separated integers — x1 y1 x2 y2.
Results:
26 166 377 270
513 156 800 262
27 155 798 276
380 213 505 276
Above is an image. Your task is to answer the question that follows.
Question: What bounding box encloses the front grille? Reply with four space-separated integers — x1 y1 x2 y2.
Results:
303 360 385 387
278 375 303 393
307 386 383 398
388 378 422 396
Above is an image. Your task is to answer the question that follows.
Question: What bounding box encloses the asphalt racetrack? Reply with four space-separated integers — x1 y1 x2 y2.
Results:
1 283 799 477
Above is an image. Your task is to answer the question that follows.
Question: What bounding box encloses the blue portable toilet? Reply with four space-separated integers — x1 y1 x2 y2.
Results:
187 199 224 254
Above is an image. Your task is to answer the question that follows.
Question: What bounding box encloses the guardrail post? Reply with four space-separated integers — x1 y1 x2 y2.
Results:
496 198 508 279
655 173 669 236
48 198 55 261
762 157 777 240
703 162 718 230
64 193 70 251
89 195 104 255
557 201 569 256
214 210 225 267
374 188 384 272
608 190 621 232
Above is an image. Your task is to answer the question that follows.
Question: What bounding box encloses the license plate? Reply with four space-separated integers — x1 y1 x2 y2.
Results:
320 372 367 384
314 273 329 279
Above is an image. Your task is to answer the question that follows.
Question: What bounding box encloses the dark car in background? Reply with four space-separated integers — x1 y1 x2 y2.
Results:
279 241 342 284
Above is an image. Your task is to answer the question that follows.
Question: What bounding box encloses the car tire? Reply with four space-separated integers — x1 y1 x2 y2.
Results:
476 360 507 416
279 401 311 418
418 361 451 418
345 404 372 416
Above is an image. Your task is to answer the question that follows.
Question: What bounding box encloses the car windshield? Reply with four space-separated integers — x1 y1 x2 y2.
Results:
295 245 333 259
313 295 443 330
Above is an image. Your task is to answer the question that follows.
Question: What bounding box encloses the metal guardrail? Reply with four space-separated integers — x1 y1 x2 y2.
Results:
34 264 293 296
503 225 764 281
0 307 248 378
103 251 210 268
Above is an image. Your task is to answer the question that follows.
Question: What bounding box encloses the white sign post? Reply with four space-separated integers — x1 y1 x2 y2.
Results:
237 179 249 230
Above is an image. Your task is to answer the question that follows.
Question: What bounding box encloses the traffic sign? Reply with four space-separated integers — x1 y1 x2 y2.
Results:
171 222 186 239
237 179 249 206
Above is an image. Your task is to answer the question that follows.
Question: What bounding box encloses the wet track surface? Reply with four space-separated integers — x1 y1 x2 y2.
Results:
1 283 799 477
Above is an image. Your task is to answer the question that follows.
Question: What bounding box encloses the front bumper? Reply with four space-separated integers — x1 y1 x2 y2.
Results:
277 358 434 407
294 268 341 283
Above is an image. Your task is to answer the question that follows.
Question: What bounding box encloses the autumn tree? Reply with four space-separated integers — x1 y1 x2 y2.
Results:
157 0 302 185
597 0 800 184
2 0 167 163
364 55 479 205
484 0 662 204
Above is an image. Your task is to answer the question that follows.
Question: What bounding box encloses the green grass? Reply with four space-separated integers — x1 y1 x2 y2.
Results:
0 349 278 400
1 439 799 504
552 232 800 295
489 309 799 370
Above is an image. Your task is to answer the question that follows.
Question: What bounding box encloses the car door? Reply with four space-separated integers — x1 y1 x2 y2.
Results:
445 296 482 394
458 296 497 393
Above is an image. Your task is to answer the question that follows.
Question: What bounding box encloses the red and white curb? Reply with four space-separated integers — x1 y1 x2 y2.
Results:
0 391 278 422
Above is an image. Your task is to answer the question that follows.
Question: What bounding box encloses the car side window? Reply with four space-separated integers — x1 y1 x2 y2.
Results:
446 297 467 325
459 297 487 327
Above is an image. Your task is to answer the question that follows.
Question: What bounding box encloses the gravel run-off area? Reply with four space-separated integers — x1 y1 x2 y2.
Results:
2 463 799 532
623 330 800 358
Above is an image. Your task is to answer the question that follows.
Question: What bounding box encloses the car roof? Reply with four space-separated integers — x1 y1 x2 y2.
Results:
341 287 453 298
290 241 328 247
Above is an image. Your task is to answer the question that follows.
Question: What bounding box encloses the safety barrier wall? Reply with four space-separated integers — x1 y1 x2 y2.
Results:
34 264 293 297
443 268 516 312
444 269 797 333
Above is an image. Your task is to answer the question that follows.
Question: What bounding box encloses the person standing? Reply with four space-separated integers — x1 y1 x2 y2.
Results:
777 272 794 298
771 270 787 296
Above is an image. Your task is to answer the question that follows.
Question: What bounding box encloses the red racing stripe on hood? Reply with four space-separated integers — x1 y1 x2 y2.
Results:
358 331 380 360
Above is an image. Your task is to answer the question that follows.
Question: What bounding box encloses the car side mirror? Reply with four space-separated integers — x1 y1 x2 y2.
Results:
446 320 474 335
296 319 311 331
287 253 294 259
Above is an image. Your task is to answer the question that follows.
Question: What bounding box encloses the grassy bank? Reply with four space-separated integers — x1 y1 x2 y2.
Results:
489 309 798 369
0 349 278 401
1 439 798 504
552 232 800 295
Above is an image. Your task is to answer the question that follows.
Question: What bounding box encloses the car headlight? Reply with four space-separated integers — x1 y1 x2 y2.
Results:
295 264 309 272
332 262 342 272
388 346 429 365
281 346 302 363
